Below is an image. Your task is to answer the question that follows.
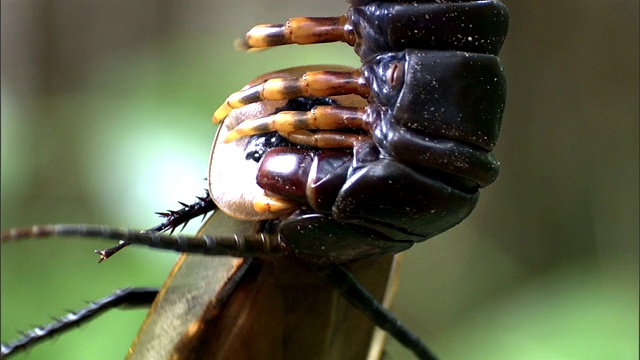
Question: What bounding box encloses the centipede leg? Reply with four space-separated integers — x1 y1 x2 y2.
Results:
239 15 355 49
224 106 368 143
213 70 368 123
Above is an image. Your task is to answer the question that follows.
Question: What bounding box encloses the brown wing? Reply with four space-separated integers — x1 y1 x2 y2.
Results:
127 210 397 359
126 212 257 359
169 256 395 360
130 67 397 359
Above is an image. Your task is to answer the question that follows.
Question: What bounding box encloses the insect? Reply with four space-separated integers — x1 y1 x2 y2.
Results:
0 88 415 360
1 0 509 359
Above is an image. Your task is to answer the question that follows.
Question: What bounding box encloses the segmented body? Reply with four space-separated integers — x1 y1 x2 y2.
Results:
133 1 509 358
210 0 509 264
1 1 508 359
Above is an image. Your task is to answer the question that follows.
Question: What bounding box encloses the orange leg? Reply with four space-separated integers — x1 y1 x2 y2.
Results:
224 106 368 143
286 130 365 148
213 70 369 123
237 16 355 50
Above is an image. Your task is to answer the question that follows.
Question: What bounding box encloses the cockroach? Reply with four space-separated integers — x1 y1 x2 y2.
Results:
0 81 416 360
123 67 418 359
1 0 509 359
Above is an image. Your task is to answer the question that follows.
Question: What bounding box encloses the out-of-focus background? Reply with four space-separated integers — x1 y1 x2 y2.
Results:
1 1 637 359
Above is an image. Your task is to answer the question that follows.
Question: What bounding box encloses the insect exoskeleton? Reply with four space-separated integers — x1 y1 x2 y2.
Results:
208 65 367 221
210 58 506 264
236 0 509 60
209 0 509 265
1 2 510 358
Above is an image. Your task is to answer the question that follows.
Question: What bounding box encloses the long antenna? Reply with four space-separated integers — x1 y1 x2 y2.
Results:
1 224 284 257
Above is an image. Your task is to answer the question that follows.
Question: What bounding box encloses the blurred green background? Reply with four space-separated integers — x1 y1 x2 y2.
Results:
1 1 637 359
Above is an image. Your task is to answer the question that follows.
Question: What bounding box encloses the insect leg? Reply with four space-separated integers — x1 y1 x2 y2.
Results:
237 2 509 59
238 15 354 49
95 191 217 261
1 288 158 358
315 265 438 360
285 130 364 148
223 106 368 143
212 70 368 123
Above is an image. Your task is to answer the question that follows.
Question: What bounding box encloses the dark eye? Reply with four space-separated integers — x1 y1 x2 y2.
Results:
387 62 404 90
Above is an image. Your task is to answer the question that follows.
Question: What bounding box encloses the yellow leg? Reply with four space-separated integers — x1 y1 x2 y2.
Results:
224 106 368 143
212 70 368 124
286 130 364 148
237 16 355 50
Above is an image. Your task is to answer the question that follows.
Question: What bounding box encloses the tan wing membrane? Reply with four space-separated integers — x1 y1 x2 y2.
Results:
224 106 368 143
213 70 368 124
238 16 355 50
